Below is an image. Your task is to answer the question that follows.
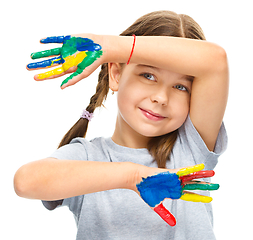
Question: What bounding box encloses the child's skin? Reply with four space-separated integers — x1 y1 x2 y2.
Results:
15 34 228 213
109 63 192 149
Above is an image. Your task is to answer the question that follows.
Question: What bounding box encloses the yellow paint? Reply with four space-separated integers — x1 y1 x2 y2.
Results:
37 51 87 80
63 51 87 70
50 58 61 66
180 193 212 203
37 67 65 79
177 164 205 177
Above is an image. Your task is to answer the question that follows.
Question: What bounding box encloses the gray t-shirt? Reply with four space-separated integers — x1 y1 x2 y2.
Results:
43 116 227 240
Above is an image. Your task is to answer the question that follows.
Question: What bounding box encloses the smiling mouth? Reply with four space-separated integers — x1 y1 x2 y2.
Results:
139 108 166 121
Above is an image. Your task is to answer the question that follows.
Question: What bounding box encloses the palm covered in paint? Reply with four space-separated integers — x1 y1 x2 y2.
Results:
27 35 103 88
136 164 219 226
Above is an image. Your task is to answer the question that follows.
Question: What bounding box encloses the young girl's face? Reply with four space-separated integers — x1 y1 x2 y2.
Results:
113 63 192 140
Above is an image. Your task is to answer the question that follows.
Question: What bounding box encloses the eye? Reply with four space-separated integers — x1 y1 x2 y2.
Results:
174 84 188 92
141 73 156 81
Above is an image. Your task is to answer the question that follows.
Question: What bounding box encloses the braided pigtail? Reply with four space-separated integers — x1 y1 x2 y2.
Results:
58 63 109 148
58 11 206 168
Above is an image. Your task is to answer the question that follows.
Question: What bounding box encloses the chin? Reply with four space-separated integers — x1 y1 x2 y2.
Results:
138 128 172 138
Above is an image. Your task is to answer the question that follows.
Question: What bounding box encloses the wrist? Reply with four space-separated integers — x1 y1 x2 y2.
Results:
103 35 134 63
71 34 134 64
125 163 165 193
122 162 144 192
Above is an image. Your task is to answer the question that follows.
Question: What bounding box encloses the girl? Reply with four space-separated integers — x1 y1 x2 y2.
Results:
14 10 228 239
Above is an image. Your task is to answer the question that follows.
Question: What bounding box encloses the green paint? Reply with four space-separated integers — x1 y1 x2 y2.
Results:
31 37 84 60
78 50 103 69
60 50 103 87
183 183 219 191
29 36 103 86
31 48 61 59
61 38 78 59
30 37 86 60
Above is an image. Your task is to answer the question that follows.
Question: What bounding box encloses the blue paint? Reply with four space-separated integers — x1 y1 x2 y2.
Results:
76 39 102 52
27 56 64 69
28 35 103 83
40 35 101 51
40 35 71 44
136 172 182 207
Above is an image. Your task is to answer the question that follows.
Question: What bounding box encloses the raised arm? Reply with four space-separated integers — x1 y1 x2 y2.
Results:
27 35 228 150
108 36 229 151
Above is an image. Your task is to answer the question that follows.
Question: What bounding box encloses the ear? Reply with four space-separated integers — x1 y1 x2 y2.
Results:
108 63 122 92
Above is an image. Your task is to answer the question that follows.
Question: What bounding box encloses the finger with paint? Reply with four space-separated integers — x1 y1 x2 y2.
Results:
27 35 103 88
136 164 219 226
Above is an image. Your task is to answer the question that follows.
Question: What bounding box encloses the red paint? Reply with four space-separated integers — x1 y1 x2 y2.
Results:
154 203 176 226
127 34 136 64
180 170 215 185
139 108 166 121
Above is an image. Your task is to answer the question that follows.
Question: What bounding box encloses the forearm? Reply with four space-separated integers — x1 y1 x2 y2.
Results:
14 158 139 201
103 35 228 151
105 35 226 77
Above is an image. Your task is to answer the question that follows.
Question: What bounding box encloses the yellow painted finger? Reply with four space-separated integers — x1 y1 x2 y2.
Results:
180 192 212 203
37 66 65 80
37 51 88 80
177 164 205 177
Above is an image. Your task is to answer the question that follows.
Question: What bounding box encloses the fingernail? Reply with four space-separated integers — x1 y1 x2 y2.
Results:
27 63 34 69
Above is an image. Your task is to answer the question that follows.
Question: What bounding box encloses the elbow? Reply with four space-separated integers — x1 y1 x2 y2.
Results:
14 158 59 200
14 161 42 199
14 166 31 198
212 45 229 73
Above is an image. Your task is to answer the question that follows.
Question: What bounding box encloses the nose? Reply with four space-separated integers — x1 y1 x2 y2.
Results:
150 88 169 106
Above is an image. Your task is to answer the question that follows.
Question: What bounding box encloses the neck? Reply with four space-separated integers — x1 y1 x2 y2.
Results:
111 113 151 149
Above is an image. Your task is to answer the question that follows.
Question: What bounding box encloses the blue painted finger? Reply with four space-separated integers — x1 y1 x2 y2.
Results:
40 35 71 44
27 56 64 70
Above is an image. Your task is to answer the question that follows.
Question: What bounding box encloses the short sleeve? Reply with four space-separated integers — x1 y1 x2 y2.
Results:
49 138 88 161
177 115 228 170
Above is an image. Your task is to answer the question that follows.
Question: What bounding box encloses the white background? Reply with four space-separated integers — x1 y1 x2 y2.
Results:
2 0 252 239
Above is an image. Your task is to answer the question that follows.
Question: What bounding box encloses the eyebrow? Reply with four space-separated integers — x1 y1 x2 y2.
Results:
135 64 161 72
183 75 194 82
136 64 194 82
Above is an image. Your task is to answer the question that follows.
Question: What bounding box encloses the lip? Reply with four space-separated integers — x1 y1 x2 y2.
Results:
139 108 166 121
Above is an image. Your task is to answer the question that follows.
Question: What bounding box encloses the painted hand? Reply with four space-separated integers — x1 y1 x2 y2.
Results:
27 35 103 88
136 164 219 226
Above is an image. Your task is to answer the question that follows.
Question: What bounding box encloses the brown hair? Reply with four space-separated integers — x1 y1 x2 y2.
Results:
58 10 206 168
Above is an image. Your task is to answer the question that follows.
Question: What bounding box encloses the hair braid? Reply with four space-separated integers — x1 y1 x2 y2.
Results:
58 63 109 148
86 63 109 113
58 11 206 169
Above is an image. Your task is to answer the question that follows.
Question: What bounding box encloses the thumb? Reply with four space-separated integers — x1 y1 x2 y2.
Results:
61 53 103 89
153 203 176 226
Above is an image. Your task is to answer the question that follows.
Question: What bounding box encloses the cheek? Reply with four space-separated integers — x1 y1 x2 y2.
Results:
117 84 134 117
117 80 144 107
170 95 190 121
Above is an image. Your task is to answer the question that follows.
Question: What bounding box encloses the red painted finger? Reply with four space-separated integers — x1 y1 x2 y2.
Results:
180 170 215 185
154 203 176 226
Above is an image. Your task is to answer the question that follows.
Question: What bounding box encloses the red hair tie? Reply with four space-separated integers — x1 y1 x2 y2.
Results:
127 34 136 65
